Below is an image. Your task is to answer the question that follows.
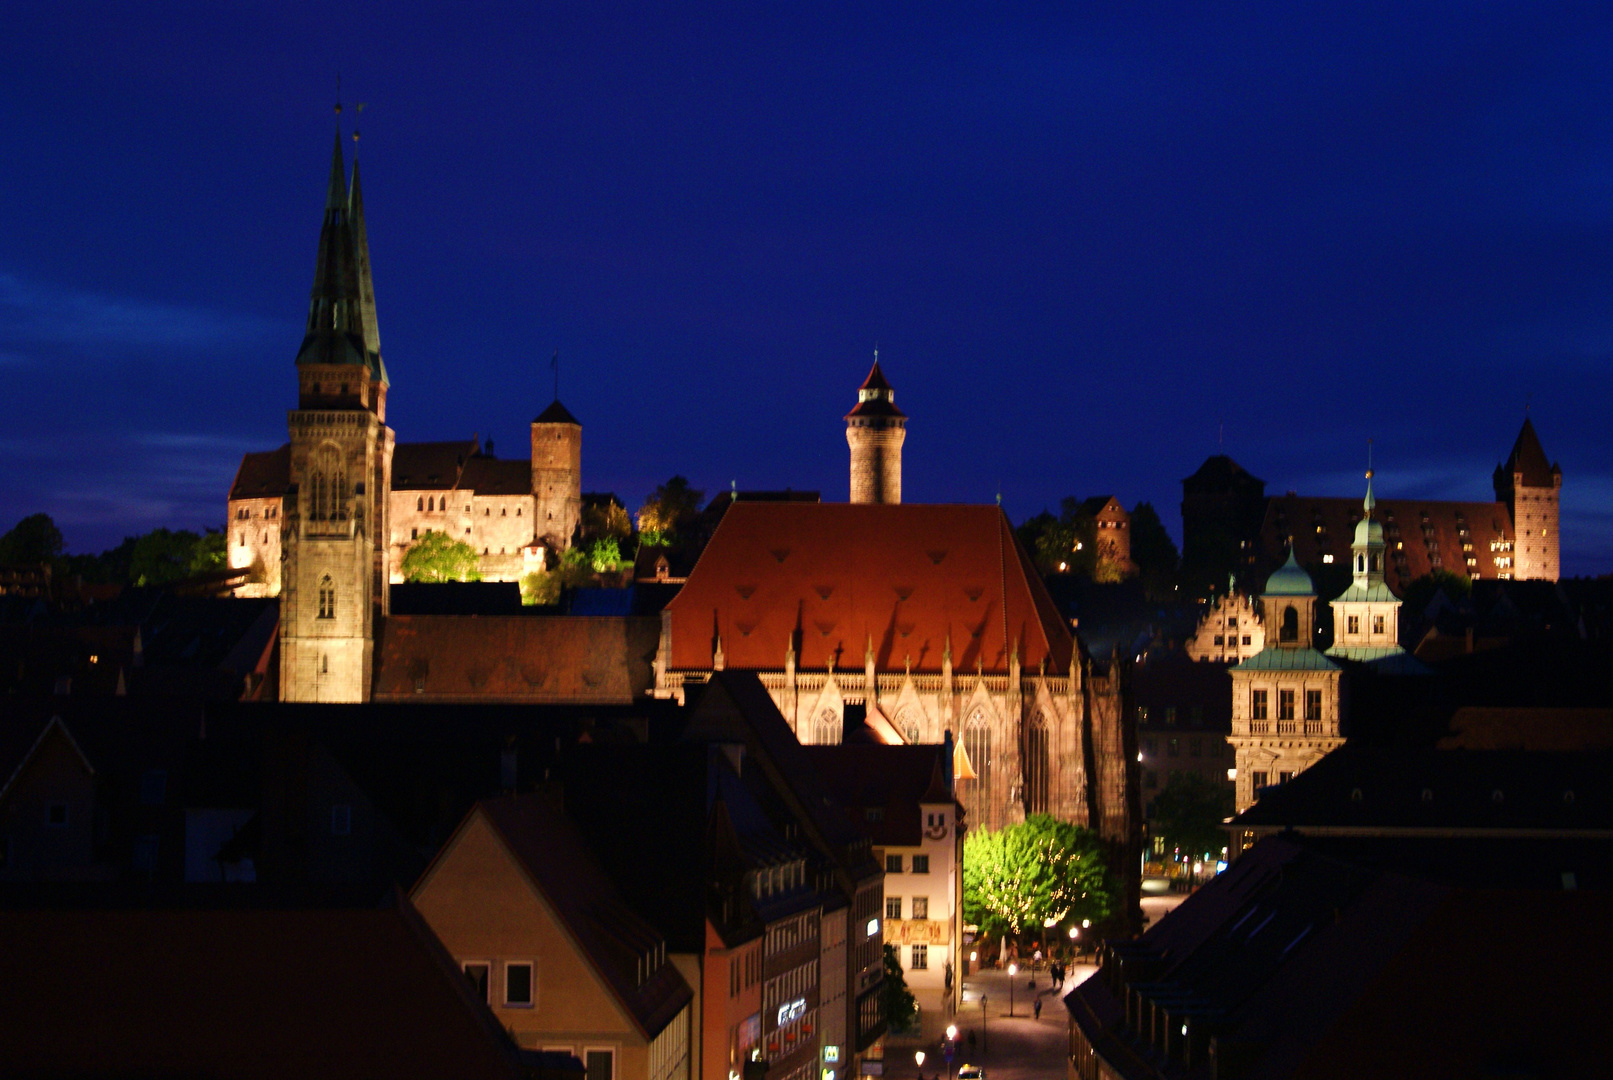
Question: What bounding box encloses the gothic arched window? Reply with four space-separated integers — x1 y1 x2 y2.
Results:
1026 715 1050 816
896 707 922 745
964 709 992 826
811 708 841 746
1280 605 1299 643
308 446 347 525
317 576 335 620
417 497 424 512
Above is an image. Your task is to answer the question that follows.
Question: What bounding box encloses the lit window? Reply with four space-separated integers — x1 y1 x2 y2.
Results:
1278 690 1295 721
886 897 902 920
911 944 928 969
912 897 928 919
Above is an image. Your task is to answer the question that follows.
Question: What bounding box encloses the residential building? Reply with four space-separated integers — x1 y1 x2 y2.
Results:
805 743 963 1016
1182 591 1263 664
412 794 695 1080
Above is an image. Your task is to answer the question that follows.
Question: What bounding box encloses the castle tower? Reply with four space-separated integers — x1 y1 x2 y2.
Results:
531 399 582 550
280 131 396 703
845 354 906 504
1494 417 1561 581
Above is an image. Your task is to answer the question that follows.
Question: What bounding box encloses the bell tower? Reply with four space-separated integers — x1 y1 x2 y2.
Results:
280 129 395 702
846 353 906 504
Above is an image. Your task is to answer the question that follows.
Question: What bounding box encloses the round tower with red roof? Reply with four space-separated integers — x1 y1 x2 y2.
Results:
845 354 906 504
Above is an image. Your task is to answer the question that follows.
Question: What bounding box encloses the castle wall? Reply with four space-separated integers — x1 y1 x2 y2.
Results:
227 496 283 598
388 490 538 582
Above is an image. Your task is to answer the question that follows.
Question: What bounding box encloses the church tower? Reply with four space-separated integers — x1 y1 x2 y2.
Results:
1494 417 1561 581
1327 472 1405 658
845 354 906 504
531 400 582 551
280 131 396 702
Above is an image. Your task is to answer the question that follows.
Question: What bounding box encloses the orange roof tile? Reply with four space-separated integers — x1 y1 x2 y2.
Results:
666 503 1073 676
374 615 659 703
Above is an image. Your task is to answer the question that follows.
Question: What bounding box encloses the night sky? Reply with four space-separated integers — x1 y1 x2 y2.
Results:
2 3 1610 574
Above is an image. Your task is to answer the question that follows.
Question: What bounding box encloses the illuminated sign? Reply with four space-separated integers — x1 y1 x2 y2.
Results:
824 1047 840 1063
866 917 880 937
778 998 807 1027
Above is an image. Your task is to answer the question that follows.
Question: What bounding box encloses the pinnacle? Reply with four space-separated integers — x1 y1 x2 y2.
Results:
325 130 347 211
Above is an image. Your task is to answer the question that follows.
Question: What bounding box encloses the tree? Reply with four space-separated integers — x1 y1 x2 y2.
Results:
587 537 622 573
188 530 227 576
963 815 1115 939
1400 569 1473 627
881 944 919 1033
519 546 593 605
581 500 632 541
401 530 483 583
0 513 65 564
1129 502 1180 600
1016 498 1098 578
129 528 213 587
1149 772 1234 861
637 476 704 537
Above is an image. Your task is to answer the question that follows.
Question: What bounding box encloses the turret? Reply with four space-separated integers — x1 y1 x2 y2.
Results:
1493 417 1561 581
531 399 582 550
846 354 906 504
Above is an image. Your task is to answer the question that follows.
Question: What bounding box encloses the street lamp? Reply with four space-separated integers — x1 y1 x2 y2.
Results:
945 1025 957 1042
1007 963 1017 1017
914 1051 925 1072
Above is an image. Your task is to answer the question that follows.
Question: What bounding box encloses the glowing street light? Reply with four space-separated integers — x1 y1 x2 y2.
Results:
945 1025 957 1042
914 1052 925 1068
1008 963 1018 1017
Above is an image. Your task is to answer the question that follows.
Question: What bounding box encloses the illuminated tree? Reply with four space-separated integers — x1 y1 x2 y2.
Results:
637 476 704 537
963 814 1114 938
401 530 483 583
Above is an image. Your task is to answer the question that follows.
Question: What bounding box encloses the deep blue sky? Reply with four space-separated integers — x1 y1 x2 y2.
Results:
2 2 1610 573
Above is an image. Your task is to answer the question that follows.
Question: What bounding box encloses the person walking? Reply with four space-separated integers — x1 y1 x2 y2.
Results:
1034 997 1043 1020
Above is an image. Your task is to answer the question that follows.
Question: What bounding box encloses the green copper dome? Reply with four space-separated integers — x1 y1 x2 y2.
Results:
1263 548 1315 597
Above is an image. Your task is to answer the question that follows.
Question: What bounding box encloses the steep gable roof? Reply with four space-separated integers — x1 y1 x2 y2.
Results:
468 795 694 1040
230 444 292 500
666 503 1073 676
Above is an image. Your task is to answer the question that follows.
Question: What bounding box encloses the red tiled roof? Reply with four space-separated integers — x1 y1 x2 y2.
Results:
1261 495 1512 590
461 455 532 496
666 503 1074 675
229 444 291 500
374 615 660 703
392 440 481 490
0 899 526 1080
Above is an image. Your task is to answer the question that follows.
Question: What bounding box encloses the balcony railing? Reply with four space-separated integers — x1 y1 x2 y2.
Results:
1276 720 1297 735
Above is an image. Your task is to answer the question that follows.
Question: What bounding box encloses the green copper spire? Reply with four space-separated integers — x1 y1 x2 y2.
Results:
348 156 386 385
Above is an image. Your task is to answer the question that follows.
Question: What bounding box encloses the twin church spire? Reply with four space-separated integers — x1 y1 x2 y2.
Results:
295 130 386 391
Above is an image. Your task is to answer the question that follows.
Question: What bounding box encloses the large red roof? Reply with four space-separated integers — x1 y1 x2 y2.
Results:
666 503 1073 676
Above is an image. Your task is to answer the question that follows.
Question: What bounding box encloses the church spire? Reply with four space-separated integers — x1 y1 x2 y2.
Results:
295 129 375 379
348 155 385 383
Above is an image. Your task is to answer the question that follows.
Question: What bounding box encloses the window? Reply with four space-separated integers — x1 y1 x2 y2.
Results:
912 897 928 919
886 854 903 874
585 1049 613 1080
911 944 928 970
864 807 884 823
332 804 352 836
464 963 490 1002
1278 771 1295 784
1372 615 1386 635
411 527 418 539
1278 689 1295 721
963 711 991 828
505 962 534 1006
886 897 903 920
1164 707 1176 726
46 802 69 827
1213 634 1224 645
911 854 929 874
1304 690 1322 721
318 576 335 620
1251 771 1269 790
1251 689 1268 720
417 497 423 511
1025 716 1050 815
1346 615 1359 635
1242 635 1252 646
1167 738 1179 758
1280 605 1299 643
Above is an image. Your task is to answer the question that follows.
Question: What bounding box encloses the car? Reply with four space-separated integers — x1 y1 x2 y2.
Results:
958 1067 985 1080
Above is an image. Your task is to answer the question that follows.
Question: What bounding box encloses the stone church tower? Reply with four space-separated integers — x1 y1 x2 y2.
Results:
1494 417 1561 581
531 400 582 550
845 355 905 504
281 134 396 702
